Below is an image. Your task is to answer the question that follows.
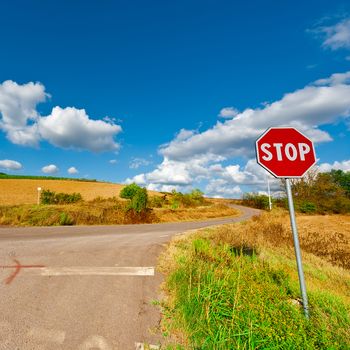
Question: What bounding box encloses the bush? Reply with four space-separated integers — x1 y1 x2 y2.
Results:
170 189 207 208
242 193 271 210
59 212 74 225
119 183 148 213
298 201 317 214
148 195 165 208
120 183 141 200
40 189 56 204
40 189 82 205
287 170 350 214
131 187 148 213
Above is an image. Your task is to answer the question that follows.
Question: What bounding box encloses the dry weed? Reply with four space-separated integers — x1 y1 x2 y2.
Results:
210 209 350 269
155 204 239 223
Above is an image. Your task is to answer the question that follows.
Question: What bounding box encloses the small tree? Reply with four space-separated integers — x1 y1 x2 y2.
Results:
120 183 141 200
120 183 148 213
131 187 148 213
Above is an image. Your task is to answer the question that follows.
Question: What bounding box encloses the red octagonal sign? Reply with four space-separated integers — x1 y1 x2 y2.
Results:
256 127 316 178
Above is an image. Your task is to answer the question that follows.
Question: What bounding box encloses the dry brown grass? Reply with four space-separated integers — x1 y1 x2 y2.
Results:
0 199 157 226
0 200 238 226
172 209 350 305
0 179 160 205
154 204 239 223
210 209 350 269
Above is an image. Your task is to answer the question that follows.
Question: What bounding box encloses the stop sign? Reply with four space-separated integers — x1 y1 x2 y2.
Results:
256 127 316 178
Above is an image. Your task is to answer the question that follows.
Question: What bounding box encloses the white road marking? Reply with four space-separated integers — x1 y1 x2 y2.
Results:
34 266 155 276
135 342 160 350
79 335 112 350
27 327 66 344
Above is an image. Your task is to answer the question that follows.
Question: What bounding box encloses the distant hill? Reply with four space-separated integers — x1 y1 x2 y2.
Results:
0 177 160 205
0 173 97 182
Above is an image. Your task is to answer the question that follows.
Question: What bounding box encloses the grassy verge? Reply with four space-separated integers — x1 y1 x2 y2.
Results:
159 209 350 349
0 200 238 226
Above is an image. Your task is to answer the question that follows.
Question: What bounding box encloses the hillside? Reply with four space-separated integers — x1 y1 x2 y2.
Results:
0 178 145 205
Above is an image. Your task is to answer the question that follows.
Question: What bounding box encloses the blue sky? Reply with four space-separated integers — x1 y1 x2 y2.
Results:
0 0 350 197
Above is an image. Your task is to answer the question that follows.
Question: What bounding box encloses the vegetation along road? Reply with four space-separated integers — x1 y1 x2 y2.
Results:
0 204 259 350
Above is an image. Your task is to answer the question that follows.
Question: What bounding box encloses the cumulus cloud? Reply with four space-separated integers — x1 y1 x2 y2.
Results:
318 159 350 172
161 72 350 162
0 159 23 171
0 80 48 146
0 80 122 152
109 159 117 164
42 164 59 174
205 179 242 198
218 107 240 118
67 166 78 174
39 107 121 152
314 71 350 86
126 158 192 186
126 71 350 197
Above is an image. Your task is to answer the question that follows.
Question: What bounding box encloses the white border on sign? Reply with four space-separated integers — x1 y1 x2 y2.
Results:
255 126 317 179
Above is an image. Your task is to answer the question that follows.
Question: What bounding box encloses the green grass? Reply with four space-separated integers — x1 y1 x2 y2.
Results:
160 234 350 349
0 172 97 182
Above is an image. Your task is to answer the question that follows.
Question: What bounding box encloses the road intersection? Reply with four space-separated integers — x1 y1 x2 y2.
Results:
0 205 259 349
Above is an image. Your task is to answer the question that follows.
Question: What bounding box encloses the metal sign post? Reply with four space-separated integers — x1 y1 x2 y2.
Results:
267 177 272 211
255 127 316 319
285 178 309 319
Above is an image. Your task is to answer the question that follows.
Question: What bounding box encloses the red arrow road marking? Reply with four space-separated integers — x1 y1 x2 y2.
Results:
0 259 45 285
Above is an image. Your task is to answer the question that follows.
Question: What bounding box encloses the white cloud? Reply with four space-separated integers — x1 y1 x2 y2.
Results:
129 157 151 169
314 71 350 86
0 80 122 152
127 158 192 186
42 164 59 174
320 18 350 50
0 159 23 171
125 71 350 197
218 107 240 118
0 80 48 147
39 107 121 152
205 179 242 198
67 166 78 174
109 159 117 164
174 129 195 141
318 159 350 172
161 73 350 162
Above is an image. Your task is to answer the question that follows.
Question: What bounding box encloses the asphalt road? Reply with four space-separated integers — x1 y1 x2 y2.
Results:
0 205 259 350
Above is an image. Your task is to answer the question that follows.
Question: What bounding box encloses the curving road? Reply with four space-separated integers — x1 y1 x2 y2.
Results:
0 205 259 350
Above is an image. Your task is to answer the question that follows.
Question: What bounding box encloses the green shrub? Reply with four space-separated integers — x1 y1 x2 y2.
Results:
40 189 56 204
40 189 82 204
298 201 317 214
59 212 74 225
120 183 141 200
171 200 179 210
148 195 165 208
170 189 207 208
243 193 271 210
131 187 148 213
120 183 149 213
